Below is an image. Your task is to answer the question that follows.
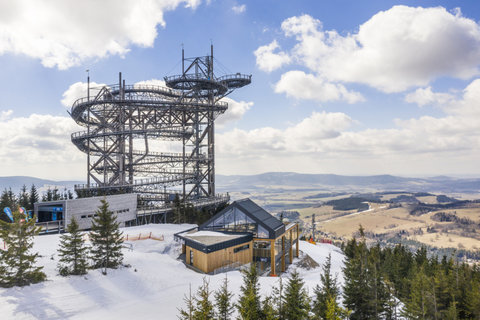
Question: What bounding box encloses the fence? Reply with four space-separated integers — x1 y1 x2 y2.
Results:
211 261 243 275
81 232 164 242
123 232 164 241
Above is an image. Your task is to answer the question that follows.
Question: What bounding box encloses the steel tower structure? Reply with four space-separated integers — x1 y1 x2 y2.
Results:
70 46 251 211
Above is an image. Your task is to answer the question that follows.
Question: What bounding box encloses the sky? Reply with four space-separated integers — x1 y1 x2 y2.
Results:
1 0 480 180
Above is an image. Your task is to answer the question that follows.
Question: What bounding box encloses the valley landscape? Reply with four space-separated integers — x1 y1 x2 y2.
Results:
218 172 480 261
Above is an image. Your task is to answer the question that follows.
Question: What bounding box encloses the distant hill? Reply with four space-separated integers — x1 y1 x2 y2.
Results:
0 176 83 193
1 172 479 196
216 172 480 194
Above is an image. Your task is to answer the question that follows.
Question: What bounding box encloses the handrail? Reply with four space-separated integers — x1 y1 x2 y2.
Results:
217 73 252 81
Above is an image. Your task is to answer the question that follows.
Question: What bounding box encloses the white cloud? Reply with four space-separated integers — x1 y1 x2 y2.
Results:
217 111 352 156
217 98 253 127
134 79 166 88
232 4 246 14
274 70 364 103
0 113 84 179
0 0 200 70
216 79 480 175
405 86 455 107
254 40 291 72
61 81 107 108
0 109 13 121
260 6 480 93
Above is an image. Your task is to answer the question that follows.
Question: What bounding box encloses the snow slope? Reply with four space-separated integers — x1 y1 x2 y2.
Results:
0 224 345 320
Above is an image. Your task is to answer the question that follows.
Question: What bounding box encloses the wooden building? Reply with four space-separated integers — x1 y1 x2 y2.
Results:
176 198 299 275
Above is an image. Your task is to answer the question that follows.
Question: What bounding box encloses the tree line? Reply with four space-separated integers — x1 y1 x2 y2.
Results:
0 199 124 287
0 184 74 221
178 225 480 319
178 254 349 320
342 227 480 319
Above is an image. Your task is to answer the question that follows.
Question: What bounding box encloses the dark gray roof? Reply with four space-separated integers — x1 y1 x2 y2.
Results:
200 198 285 239
235 199 284 231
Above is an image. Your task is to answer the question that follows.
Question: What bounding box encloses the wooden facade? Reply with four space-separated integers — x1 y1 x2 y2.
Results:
185 240 253 273
177 199 300 276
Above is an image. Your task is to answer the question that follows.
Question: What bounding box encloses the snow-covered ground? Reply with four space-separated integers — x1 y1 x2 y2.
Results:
0 224 345 320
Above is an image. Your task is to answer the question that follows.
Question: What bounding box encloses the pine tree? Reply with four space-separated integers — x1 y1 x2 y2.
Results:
193 278 215 320
57 217 88 276
368 244 389 318
324 296 350 320
179 284 197 320
89 199 124 274
342 230 376 320
262 296 277 320
465 279 480 319
18 184 30 209
271 277 285 319
237 263 263 320
0 188 17 209
312 253 339 319
29 184 39 210
283 270 310 320
214 275 234 320
0 210 46 287
401 266 431 320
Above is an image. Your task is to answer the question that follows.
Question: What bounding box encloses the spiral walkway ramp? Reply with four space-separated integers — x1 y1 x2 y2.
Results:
70 46 251 217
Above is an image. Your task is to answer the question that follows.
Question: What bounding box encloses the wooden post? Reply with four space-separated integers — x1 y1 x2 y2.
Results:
281 236 285 272
289 229 293 264
270 239 276 276
295 224 299 258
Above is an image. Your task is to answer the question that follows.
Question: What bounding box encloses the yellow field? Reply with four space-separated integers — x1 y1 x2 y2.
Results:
412 232 480 251
301 202 480 251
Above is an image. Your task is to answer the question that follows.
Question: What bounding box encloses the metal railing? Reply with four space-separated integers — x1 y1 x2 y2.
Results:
36 220 63 234
211 261 243 275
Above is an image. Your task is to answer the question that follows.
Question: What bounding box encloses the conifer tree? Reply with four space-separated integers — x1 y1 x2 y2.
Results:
283 270 310 320
0 188 17 209
179 284 197 320
57 217 88 276
237 263 263 320
312 253 339 319
18 184 30 209
401 266 431 319
193 278 214 320
262 296 277 320
0 210 46 287
89 199 124 274
324 296 350 320
29 184 39 211
465 279 480 319
342 229 376 319
214 275 234 320
271 277 285 319
368 244 389 318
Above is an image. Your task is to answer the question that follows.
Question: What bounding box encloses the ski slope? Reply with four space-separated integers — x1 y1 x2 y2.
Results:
0 224 345 320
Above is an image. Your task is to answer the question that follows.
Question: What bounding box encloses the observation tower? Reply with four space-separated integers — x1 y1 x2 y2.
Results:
69 46 251 217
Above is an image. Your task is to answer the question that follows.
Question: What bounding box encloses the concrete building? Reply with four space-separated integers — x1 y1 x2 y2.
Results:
176 198 299 275
34 193 137 232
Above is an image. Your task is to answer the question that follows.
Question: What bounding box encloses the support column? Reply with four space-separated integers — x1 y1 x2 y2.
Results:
289 229 293 264
281 236 285 272
295 224 299 258
270 239 276 276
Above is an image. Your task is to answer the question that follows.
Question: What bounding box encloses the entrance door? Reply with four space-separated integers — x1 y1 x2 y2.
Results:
190 250 194 266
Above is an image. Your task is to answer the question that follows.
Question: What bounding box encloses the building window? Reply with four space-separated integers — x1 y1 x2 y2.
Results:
234 244 250 253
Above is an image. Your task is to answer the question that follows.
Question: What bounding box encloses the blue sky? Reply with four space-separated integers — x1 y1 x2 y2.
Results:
0 0 480 180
